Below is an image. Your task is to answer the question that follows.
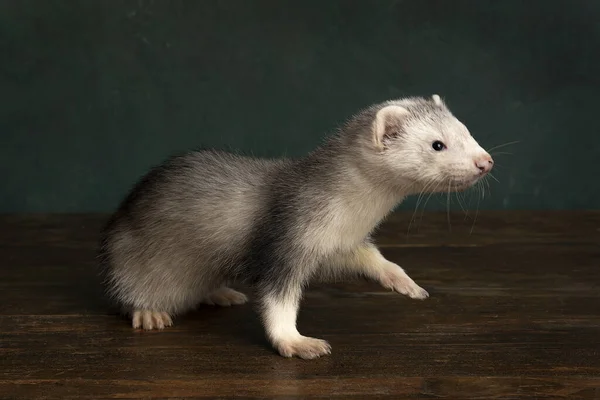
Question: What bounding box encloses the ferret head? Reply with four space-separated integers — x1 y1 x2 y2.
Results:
368 95 493 193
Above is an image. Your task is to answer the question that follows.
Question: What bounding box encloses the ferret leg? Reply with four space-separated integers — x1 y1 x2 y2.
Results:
259 285 331 359
201 286 248 306
326 242 429 299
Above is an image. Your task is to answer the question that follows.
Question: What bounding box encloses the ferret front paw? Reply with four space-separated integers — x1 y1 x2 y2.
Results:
275 336 332 360
401 282 429 300
381 267 429 300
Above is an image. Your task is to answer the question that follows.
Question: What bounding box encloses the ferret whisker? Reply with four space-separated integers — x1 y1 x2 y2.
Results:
488 173 500 183
469 190 481 235
406 184 427 237
458 190 471 221
487 140 521 153
407 177 437 237
463 184 474 212
483 181 486 200
490 151 513 156
416 180 443 231
446 181 452 232
480 180 486 200
455 190 467 216
472 181 480 202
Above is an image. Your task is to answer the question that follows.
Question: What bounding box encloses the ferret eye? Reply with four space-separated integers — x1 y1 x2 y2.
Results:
432 141 446 151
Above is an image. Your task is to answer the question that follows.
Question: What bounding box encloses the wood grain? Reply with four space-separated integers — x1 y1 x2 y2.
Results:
1 212 599 399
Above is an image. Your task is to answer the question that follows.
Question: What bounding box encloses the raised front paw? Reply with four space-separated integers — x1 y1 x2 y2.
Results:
381 266 429 300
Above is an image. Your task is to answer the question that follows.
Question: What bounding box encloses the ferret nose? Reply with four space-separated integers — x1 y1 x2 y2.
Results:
475 155 494 174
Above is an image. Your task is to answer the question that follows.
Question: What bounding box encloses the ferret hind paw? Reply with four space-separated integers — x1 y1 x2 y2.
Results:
202 287 249 307
132 310 173 330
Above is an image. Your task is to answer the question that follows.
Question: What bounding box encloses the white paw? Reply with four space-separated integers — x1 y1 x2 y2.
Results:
401 282 429 299
203 287 248 307
275 336 332 360
132 310 173 330
381 267 429 300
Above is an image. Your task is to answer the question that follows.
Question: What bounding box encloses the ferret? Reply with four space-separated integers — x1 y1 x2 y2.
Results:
98 94 493 359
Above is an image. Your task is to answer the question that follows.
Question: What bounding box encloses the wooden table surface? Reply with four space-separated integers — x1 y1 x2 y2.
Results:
1 212 599 399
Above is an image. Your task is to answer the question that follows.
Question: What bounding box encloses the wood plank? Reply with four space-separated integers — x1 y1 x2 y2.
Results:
2 377 599 399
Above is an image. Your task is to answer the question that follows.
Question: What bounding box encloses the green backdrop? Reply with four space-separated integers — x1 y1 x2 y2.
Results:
2 0 598 212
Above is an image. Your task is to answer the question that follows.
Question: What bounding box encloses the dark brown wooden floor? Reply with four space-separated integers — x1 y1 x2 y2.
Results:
1 212 600 399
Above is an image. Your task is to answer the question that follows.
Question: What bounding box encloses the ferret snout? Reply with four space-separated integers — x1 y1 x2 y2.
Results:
474 154 494 174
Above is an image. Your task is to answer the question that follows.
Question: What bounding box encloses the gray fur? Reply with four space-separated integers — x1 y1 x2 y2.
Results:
98 95 493 359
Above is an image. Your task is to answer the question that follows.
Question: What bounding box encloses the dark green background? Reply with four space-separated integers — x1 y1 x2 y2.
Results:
2 0 598 212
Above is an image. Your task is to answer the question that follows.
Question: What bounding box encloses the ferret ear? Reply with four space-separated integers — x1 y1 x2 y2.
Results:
431 94 444 107
372 105 410 150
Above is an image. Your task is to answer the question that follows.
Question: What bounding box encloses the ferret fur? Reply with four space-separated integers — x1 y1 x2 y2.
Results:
98 94 493 359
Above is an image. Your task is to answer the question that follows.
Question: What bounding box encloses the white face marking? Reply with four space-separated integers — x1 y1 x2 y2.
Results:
376 101 494 193
425 116 493 186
